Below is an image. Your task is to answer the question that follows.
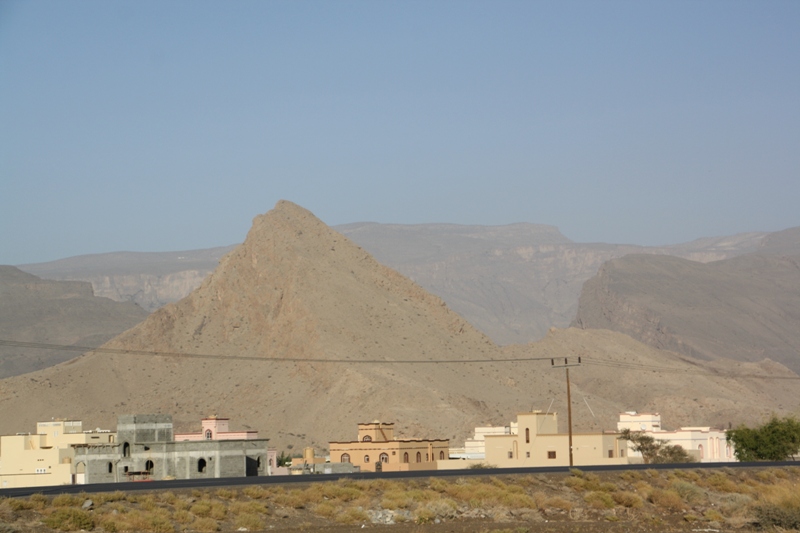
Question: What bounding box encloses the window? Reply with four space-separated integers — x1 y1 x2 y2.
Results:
379 453 389 463
107 462 113 473
205 430 212 440
362 435 372 442
508 451 513 459
403 452 409 463
697 444 704 459
525 428 530 443
198 458 207 473
340 453 350 463
145 460 154 473
416 452 422 463
439 451 445 460
548 451 556 459
364 455 370 463
608 450 614 458
526 452 530 458
123 442 130 458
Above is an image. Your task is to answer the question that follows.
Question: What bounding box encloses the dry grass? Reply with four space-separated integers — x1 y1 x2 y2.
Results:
3 466 800 532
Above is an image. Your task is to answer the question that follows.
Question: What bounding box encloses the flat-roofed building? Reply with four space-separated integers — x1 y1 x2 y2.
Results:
329 422 449 473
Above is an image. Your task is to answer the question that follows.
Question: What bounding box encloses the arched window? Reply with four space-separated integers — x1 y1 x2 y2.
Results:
145 460 154 474
205 429 213 440
697 444 704 459
269 458 274 467
198 458 207 473
364 455 370 463
439 451 445 460
362 435 372 442
341 453 350 463
416 452 422 463
123 442 130 458
525 428 530 443
379 453 389 463
107 462 113 473
403 452 409 463
426 453 429 461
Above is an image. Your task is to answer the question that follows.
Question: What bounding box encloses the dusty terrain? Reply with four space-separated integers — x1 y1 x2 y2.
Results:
3 467 799 532
0 201 797 451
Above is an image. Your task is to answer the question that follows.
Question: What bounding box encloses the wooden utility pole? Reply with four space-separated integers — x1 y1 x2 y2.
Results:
552 357 581 467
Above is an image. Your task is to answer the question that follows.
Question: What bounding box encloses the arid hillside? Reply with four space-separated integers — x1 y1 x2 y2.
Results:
18 223 775 346
0 266 148 378
572 253 800 373
1 202 798 450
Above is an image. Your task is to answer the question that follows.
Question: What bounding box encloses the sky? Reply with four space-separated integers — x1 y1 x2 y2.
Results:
1 1 799 265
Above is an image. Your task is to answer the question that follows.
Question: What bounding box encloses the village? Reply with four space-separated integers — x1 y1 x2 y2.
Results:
0 409 732 490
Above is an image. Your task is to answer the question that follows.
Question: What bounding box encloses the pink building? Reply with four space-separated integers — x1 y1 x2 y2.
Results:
174 416 259 441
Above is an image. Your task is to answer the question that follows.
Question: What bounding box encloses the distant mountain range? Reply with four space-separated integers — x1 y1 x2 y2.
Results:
18 223 777 345
1 202 798 450
0 266 148 378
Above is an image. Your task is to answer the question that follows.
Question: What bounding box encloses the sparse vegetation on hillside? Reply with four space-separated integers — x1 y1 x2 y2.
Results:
2 467 800 532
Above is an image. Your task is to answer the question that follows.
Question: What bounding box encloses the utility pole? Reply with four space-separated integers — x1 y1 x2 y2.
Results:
551 357 582 467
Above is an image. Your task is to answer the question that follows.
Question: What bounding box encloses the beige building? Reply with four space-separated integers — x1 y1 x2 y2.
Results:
485 411 627 468
0 420 116 489
329 422 449 473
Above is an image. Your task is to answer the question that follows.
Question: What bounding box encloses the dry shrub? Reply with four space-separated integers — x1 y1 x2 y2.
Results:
105 508 173 533
381 490 413 510
273 489 307 509
242 485 269 499
52 494 82 508
543 497 573 511
752 482 800 529
673 470 700 482
235 512 264 530
584 491 614 509
190 501 213 518
173 509 193 524
619 471 642 482
612 491 643 508
647 489 685 511
95 491 128 504
192 517 220 532
669 480 705 504
317 483 363 502
208 501 227 520
717 493 753 518
417 498 457 520
564 476 586 491
334 507 368 524
311 501 338 519
703 472 740 493
30 493 50 508
532 492 548 509
229 500 268 515
43 508 95 531
499 491 537 509
704 508 725 522
215 488 237 500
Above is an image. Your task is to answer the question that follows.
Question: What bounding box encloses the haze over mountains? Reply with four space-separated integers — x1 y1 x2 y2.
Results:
19 223 773 345
0 266 148 378
573 251 800 373
1 201 798 450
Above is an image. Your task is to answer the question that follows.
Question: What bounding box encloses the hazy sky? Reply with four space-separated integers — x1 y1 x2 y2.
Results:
2 1 799 264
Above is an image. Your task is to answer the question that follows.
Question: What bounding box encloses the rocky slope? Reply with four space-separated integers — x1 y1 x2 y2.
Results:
18 224 771 346
572 253 800 373
0 266 149 378
0 202 797 450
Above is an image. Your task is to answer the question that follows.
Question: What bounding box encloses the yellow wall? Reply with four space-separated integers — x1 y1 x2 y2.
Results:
0 421 117 489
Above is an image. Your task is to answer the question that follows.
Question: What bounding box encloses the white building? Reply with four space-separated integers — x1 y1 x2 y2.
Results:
618 412 734 463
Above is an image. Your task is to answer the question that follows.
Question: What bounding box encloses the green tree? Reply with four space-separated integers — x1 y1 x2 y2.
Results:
727 416 800 461
618 428 695 464
276 450 292 467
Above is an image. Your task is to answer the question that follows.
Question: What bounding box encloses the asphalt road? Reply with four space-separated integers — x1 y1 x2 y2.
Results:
1 460 796 498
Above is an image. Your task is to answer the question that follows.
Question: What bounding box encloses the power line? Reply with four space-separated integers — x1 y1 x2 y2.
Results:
0 339 552 364
1 338 798 380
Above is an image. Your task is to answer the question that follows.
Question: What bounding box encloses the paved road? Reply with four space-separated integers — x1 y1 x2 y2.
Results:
1 460 796 498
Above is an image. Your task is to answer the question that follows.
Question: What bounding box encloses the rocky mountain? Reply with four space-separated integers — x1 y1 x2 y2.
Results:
19 247 236 312
1 202 797 450
0 266 149 378
17 223 771 346
572 252 800 373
